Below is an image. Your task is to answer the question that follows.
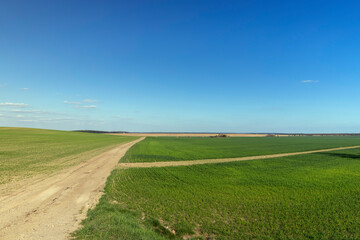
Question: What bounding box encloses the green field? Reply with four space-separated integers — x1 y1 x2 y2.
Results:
122 136 360 162
74 137 360 239
0 127 136 185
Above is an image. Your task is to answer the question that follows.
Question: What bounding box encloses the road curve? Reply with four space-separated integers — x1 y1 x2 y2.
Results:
118 145 360 169
0 137 144 240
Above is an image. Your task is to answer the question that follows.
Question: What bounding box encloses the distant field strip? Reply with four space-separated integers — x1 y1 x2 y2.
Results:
118 145 360 168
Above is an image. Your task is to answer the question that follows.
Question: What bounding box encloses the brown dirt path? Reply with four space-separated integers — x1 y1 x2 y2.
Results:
0 137 144 240
109 133 269 137
117 145 360 169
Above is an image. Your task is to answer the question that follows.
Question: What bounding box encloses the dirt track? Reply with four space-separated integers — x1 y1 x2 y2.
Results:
118 145 360 169
109 133 269 137
0 137 144 240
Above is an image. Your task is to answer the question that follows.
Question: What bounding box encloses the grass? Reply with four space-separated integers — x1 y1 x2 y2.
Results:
74 137 360 239
122 136 360 162
0 127 137 185
72 196 166 240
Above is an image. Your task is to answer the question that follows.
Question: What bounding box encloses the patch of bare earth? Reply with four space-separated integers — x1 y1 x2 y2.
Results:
0 137 144 240
117 145 360 169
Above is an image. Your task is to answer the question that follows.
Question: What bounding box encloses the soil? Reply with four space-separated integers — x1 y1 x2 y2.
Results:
0 137 144 240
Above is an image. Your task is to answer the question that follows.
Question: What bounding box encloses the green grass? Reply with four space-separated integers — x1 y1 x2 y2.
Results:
0 127 137 185
74 137 360 239
72 196 166 240
122 136 360 162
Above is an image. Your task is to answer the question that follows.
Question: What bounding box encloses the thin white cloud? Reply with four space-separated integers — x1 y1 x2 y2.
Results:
83 99 98 103
64 100 81 105
5 113 76 122
301 80 319 83
77 105 97 109
19 119 38 122
0 84 6 88
38 117 75 122
7 109 49 114
22 88 29 90
0 102 29 107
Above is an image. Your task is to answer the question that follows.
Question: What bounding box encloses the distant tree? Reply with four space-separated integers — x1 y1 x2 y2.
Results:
266 134 276 137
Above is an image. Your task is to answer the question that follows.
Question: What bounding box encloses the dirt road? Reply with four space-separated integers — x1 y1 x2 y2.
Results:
118 145 360 169
0 137 144 240
109 133 268 137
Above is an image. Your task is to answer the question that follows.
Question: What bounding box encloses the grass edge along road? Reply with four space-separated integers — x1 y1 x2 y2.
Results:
74 137 360 239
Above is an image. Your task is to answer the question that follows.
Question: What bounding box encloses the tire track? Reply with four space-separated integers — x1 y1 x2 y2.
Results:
118 145 360 169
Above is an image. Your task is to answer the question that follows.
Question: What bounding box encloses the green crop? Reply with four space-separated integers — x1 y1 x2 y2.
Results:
74 137 360 239
122 136 360 162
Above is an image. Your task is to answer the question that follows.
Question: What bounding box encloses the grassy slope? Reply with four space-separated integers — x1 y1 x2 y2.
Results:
122 136 360 163
0 127 137 185
75 143 360 239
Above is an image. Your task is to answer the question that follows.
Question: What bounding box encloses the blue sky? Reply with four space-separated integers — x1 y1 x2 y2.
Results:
1 0 360 132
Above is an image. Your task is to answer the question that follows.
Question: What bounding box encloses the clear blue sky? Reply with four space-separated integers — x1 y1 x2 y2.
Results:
1 0 360 133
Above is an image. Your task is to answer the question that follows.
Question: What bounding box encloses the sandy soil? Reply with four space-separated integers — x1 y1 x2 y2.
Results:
0 137 144 240
118 145 360 169
110 133 269 137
